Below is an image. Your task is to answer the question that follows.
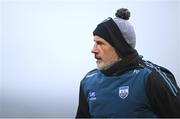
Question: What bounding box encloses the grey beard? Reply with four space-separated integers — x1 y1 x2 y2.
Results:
97 58 122 71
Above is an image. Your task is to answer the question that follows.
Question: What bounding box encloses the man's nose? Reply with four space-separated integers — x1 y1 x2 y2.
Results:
91 44 98 54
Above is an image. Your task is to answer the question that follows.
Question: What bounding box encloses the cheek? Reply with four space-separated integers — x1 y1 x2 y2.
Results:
100 46 119 60
105 51 119 60
102 52 113 60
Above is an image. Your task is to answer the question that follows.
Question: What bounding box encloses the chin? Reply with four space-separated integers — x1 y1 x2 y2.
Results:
97 63 111 71
97 59 120 71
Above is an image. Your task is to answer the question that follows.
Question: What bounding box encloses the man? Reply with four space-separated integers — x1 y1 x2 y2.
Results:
76 8 180 118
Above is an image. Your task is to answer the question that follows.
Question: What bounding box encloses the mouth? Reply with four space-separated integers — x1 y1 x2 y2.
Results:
95 55 102 63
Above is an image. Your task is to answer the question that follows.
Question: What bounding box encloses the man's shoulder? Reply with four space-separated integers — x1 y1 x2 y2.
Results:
81 69 100 84
83 68 99 80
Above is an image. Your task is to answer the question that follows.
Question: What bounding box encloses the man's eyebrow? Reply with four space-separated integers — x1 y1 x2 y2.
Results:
95 40 105 44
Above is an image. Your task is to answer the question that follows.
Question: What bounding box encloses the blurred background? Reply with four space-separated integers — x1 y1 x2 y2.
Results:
0 0 179 117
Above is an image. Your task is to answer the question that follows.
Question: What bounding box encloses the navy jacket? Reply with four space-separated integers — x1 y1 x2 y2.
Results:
76 53 180 118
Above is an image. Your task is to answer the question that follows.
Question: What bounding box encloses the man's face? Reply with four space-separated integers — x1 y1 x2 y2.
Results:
91 35 120 70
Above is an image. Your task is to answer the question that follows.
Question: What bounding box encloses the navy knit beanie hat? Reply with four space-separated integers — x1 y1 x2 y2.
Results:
93 8 136 57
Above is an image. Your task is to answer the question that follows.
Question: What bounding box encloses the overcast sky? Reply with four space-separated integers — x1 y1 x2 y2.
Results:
0 0 180 117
